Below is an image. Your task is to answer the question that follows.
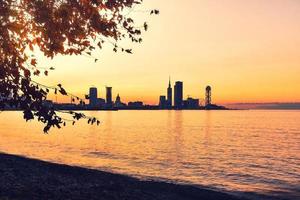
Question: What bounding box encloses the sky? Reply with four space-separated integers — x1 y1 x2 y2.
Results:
36 0 300 105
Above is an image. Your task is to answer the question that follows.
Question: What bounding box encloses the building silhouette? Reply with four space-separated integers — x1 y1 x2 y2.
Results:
114 94 126 108
106 86 112 107
115 94 121 104
89 87 98 106
174 81 183 109
205 86 212 106
167 77 172 108
183 97 199 109
159 95 167 108
89 87 105 108
128 101 144 108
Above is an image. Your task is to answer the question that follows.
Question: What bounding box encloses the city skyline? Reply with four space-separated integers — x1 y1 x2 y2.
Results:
86 78 212 107
35 0 300 104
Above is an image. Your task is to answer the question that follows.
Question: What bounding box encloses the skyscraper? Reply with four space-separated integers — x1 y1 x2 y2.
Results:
174 81 183 109
159 95 167 108
115 94 121 105
89 87 98 106
106 86 112 107
167 77 172 108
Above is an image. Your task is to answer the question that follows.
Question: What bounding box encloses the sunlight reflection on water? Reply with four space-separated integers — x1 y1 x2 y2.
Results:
0 110 299 199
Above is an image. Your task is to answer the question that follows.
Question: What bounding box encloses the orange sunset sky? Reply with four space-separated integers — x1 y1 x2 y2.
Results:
35 0 300 105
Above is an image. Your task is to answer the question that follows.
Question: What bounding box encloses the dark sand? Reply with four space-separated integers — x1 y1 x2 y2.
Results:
0 153 247 200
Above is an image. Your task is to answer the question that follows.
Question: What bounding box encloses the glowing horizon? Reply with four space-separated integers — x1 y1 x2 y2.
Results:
35 0 300 105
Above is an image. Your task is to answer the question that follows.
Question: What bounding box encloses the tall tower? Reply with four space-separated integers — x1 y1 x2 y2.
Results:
89 87 98 106
167 76 172 107
115 94 121 104
205 86 211 106
106 86 112 106
174 81 183 109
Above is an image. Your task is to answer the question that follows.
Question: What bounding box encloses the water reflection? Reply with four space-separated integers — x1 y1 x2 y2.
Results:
173 111 183 165
204 111 212 146
0 110 299 199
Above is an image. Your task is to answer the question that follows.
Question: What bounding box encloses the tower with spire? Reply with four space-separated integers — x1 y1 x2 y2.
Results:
167 76 172 108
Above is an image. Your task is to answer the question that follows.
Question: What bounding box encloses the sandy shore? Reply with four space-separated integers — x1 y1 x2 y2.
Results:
0 153 247 200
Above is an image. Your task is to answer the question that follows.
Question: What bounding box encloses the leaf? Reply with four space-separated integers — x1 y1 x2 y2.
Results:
59 88 67 96
31 59 37 66
43 125 51 133
33 70 40 76
97 42 102 49
144 22 148 31
151 9 160 15
125 49 133 54
23 109 34 121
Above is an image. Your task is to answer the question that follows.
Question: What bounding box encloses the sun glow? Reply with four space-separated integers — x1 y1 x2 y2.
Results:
35 0 300 105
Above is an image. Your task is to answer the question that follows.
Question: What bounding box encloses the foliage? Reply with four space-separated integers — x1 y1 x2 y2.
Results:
0 0 158 132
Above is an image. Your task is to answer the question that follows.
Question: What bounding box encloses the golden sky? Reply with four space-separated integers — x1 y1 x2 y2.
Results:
36 0 300 105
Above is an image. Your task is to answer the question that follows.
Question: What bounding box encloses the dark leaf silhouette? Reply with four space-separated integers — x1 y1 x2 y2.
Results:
125 49 133 54
59 88 67 96
144 23 148 31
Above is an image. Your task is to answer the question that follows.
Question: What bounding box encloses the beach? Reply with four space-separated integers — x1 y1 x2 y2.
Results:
0 153 247 200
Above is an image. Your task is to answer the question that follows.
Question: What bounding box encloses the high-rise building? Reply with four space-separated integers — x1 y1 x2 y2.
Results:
174 81 183 109
115 94 121 105
106 86 112 107
205 86 212 106
167 77 172 108
89 87 98 106
159 95 167 108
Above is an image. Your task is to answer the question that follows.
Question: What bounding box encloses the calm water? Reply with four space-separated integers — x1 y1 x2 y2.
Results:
0 110 299 199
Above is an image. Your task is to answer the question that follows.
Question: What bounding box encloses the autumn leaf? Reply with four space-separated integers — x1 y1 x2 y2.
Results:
31 59 37 66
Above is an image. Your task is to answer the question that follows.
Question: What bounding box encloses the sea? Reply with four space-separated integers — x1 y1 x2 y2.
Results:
0 110 299 199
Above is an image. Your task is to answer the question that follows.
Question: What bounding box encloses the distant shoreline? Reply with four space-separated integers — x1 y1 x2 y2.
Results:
1 107 230 112
0 153 247 200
